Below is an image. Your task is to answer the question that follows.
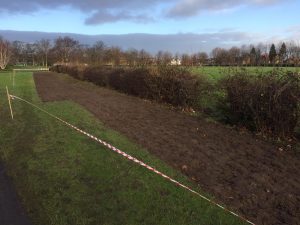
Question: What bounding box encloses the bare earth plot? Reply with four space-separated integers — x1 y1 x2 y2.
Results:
34 72 300 225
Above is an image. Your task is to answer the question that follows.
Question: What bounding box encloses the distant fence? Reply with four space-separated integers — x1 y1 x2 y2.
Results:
11 68 50 87
13 68 49 72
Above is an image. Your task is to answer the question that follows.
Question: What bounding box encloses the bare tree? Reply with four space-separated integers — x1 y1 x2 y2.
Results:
181 54 192 66
25 43 38 66
87 41 105 65
124 48 139 66
191 53 198 66
36 39 51 67
293 41 300 66
197 52 208 65
0 37 12 69
53 36 79 64
102 46 123 66
156 51 164 65
228 47 241 66
11 41 26 65
256 43 269 66
72 44 88 65
154 51 172 65
211 47 228 65
162 51 173 65
240 45 251 66
138 49 152 66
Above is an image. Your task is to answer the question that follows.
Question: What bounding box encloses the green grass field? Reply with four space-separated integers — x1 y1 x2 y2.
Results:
0 71 247 225
191 66 300 82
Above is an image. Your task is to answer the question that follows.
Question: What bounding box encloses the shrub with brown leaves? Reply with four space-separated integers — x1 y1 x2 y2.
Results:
221 71 300 138
51 65 211 109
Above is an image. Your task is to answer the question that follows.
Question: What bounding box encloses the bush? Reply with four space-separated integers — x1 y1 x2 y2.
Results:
50 65 300 138
220 71 300 138
82 67 111 86
153 66 197 106
50 65 211 109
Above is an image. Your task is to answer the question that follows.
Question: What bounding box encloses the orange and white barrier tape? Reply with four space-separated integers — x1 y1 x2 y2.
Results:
10 94 255 225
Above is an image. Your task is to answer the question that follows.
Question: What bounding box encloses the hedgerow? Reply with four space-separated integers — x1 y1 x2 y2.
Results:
50 65 210 108
220 71 300 138
50 65 300 138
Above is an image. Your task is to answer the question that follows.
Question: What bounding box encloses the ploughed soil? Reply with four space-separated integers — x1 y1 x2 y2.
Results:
34 72 300 225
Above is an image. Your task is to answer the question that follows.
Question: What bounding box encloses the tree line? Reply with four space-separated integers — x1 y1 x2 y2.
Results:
0 36 300 69
210 42 300 66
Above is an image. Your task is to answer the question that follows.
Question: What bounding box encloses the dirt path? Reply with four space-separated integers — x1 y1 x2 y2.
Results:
34 72 300 225
0 163 33 225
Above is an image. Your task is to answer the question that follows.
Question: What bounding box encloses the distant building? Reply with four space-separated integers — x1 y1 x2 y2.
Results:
170 58 181 66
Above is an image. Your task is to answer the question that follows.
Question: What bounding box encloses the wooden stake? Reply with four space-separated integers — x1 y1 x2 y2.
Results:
6 86 14 120
13 69 15 88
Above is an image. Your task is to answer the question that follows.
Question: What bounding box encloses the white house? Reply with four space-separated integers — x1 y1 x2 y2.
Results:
170 58 182 66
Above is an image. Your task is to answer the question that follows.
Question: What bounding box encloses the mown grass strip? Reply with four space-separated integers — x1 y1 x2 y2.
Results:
0 71 246 225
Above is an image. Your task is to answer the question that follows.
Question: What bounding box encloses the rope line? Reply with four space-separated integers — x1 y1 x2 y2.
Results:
10 94 255 225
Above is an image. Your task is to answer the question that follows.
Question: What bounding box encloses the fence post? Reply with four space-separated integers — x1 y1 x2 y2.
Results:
13 69 15 88
6 86 14 120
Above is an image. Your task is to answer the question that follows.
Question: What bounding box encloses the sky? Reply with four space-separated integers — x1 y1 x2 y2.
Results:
0 0 299 53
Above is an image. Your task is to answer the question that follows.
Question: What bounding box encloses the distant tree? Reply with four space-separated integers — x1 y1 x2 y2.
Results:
103 46 123 66
162 51 173 65
156 51 172 65
103 48 113 65
256 43 268 66
53 36 79 63
110 47 122 66
197 52 208 65
138 49 152 66
72 44 88 65
191 54 198 66
250 47 256 66
269 43 277 65
255 48 262 66
278 42 287 65
228 47 240 66
124 48 138 66
11 41 26 65
36 39 51 67
240 45 251 66
181 54 191 66
211 47 221 65
211 47 228 65
286 42 294 61
287 41 300 65
0 37 12 69
87 41 105 65
25 43 38 66
156 51 163 65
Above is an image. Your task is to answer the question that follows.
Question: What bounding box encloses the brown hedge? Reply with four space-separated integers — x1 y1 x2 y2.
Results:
50 65 210 108
50 65 300 138
221 71 300 138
